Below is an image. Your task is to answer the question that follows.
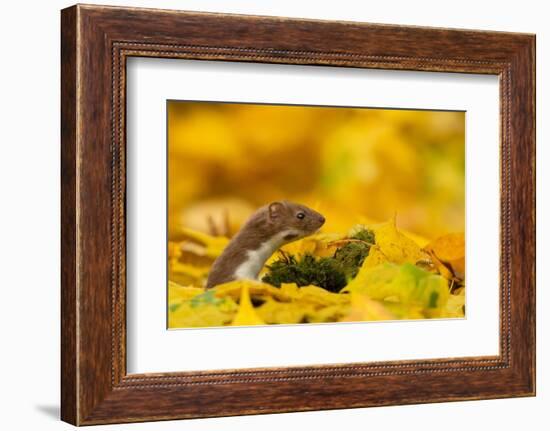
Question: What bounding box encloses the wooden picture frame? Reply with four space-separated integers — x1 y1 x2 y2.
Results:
61 4 535 425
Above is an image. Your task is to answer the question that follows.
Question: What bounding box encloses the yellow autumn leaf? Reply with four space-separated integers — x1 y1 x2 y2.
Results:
257 299 314 324
384 302 426 320
423 232 465 281
443 288 466 318
306 304 352 323
279 283 348 306
168 290 238 328
367 216 429 266
342 293 395 322
265 233 344 268
279 236 317 256
343 262 450 312
231 282 266 326
170 262 210 281
215 280 290 302
175 226 230 259
168 280 204 303
360 245 389 269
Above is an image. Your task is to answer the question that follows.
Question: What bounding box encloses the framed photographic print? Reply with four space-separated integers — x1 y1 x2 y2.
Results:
61 4 535 425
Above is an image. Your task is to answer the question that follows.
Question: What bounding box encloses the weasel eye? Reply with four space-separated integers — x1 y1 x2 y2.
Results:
296 212 305 220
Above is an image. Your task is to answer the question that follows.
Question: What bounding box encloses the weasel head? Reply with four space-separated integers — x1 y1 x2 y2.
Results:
267 200 325 242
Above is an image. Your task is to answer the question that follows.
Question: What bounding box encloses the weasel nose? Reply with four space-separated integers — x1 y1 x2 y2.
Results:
319 215 325 224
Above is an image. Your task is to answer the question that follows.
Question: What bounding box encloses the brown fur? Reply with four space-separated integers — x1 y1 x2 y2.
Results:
205 201 325 289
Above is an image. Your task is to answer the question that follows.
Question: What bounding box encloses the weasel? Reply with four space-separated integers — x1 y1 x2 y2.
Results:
205 201 325 289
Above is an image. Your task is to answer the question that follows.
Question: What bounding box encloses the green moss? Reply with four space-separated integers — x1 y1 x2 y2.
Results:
262 254 347 293
350 228 375 244
333 229 375 278
333 242 370 278
262 228 376 293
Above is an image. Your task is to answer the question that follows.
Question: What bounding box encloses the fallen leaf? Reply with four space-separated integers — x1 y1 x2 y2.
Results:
177 227 230 259
170 261 210 285
343 262 450 313
231 282 266 326
423 232 465 281
341 293 395 322
360 245 389 269
168 294 238 328
168 218 465 327
306 304 352 323
287 284 348 306
257 299 313 324
442 288 466 318
168 281 204 304
372 217 429 263
215 280 290 302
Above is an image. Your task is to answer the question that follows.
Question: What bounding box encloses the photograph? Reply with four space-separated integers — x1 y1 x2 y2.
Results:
167 101 466 328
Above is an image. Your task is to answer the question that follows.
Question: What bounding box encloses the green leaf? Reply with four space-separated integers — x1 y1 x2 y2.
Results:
343 262 450 313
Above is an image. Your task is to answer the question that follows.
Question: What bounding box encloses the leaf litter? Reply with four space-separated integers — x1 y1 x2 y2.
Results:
168 218 465 328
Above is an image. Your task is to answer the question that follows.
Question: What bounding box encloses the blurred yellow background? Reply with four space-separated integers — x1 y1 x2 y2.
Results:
168 101 464 241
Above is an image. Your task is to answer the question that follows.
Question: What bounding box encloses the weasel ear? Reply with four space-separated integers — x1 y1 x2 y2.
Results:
268 201 284 220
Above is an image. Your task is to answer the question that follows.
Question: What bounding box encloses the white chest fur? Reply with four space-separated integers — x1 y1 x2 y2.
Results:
234 230 299 281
